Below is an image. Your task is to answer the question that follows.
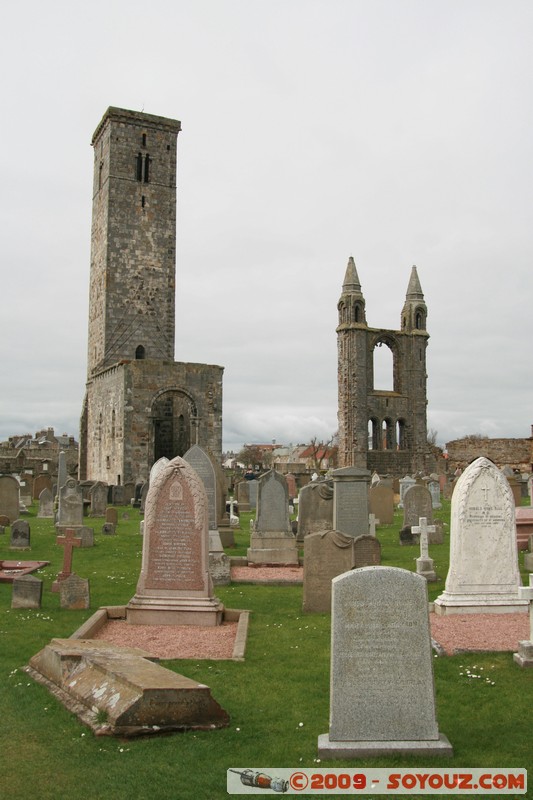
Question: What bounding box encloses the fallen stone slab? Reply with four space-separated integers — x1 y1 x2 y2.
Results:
0 560 50 583
25 638 229 737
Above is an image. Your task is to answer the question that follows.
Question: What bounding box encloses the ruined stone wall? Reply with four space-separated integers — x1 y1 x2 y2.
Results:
445 437 532 473
81 359 223 484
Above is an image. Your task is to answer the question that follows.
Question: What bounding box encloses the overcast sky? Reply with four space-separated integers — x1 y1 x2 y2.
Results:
1 0 531 453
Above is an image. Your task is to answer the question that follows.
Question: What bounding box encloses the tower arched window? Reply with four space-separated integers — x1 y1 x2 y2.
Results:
135 345 146 360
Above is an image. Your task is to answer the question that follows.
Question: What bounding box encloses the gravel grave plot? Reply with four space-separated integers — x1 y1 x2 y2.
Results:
92 620 238 660
90 565 529 659
429 612 529 656
230 565 303 583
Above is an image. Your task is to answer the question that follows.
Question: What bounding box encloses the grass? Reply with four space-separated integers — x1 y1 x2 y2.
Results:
1 500 532 799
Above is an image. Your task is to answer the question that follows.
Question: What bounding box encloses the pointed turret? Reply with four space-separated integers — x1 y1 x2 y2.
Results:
338 257 367 327
401 265 427 332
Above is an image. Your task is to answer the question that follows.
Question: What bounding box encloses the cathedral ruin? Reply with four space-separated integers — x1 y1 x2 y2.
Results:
337 257 433 475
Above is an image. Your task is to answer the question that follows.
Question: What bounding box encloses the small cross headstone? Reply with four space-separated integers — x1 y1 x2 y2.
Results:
52 528 82 591
368 513 379 536
514 575 533 667
412 517 437 581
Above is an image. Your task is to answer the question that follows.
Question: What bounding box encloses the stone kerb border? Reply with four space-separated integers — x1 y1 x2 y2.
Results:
69 605 250 661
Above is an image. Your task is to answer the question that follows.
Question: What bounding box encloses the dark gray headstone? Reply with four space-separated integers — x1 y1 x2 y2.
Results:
332 467 371 538
403 485 433 528
12 574 43 608
297 480 333 543
353 534 381 568
38 488 54 518
184 445 217 530
90 482 108 516
10 519 30 550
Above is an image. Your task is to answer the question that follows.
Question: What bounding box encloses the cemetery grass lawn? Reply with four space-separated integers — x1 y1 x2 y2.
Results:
1 503 533 799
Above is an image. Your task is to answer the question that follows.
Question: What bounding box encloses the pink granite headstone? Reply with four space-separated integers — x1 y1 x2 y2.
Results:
127 456 224 626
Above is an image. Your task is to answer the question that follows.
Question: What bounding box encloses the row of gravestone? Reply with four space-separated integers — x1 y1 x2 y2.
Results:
11 572 89 610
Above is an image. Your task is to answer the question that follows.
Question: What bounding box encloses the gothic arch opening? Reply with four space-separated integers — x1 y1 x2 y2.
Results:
372 340 394 391
368 418 379 450
382 418 393 450
151 389 197 462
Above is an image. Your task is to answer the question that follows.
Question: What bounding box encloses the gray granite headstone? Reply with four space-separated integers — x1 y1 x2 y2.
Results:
297 480 333 543
10 519 30 550
184 445 230 584
58 479 84 527
398 475 416 508
427 479 442 509
247 479 259 510
247 470 298 565
90 482 108 516
0 475 20 523
332 467 371 538
12 574 43 608
59 573 90 610
403 484 433 528
184 445 217 530
318 566 452 758
57 451 68 493
38 488 54 518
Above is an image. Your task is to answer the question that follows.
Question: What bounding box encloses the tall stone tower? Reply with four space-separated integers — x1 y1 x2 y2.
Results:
79 107 223 485
337 257 432 475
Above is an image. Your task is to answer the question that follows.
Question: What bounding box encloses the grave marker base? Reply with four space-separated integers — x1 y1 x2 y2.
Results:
318 732 453 758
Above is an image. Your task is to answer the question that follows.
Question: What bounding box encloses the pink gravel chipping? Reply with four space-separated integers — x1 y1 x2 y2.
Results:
90 567 529 659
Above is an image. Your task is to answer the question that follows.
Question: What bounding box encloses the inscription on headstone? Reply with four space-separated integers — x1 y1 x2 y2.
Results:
435 457 527 615
318 566 452 758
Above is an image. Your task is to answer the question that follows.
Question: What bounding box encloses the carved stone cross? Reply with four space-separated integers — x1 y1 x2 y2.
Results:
52 528 82 592
411 516 436 559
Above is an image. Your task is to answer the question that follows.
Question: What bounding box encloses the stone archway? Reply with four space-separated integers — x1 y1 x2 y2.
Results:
151 388 198 462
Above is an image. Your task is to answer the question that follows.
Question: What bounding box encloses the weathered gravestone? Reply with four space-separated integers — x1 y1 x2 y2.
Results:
57 479 84 528
90 482 108 516
332 467 371 538
33 473 53 501
60 573 90 610
127 456 224 626
353 534 381 568
427 477 442 509
235 480 250 512
285 473 297 500
0 475 20 523
38 488 54 518
247 470 298 565
106 507 118 525
10 520 30 550
247 479 259 510
297 480 333 544
403 484 433 529
140 481 149 513
12 574 42 609
318 566 453 758
368 484 394 525
434 457 527 615
302 530 355 613
398 475 416 507
57 451 68 494
149 457 169 484
184 445 230 585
